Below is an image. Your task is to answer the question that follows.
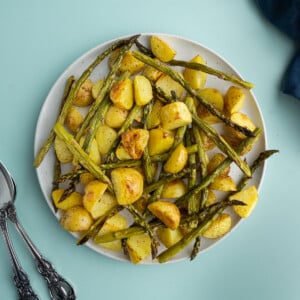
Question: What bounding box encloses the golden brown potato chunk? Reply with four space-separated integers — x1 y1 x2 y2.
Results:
73 79 94 107
202 213 231 239
111 168 144 205
148 201 180 230
121 128 149 159
110 78 133 110
160 102 192 130
126 233 151 264
150 36 176 62
60 206 92 232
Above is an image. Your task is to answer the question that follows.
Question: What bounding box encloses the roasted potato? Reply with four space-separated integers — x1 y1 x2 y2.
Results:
60 206 93 232
95 213 127 251
163 143 188 174
157 227 183 248
229 112 256 139
150 36 176 62
155 73 184 100
95 124 118 155
82 180 108 218
111 168 144 205
197 88 224 124
110 78 133 110
54 136 73 163
65 106 83 133
148 201 180 230
109 50 145 74
73 78 94 107
161 179 187 199
104 105 128 129
202 213 231 238
52 190 83 210
126 233 151 264
115 145 132 160
224 86 245 115
121 128 149 159
148 128 174 156
133 75 153 106
183 54 207 89
160 102 192 130
209 176 237 192
229 185 258 218
205 190 217 207
79 172 95 185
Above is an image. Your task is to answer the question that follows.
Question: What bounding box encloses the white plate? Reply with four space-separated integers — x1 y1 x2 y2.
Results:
34 33 267 264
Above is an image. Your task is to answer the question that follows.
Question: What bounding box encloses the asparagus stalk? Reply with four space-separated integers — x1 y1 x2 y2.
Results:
186 129 199 215
101 160 142 170
132 51 254 137
126 204 159 259
81 96 111 151
94 226 146 243
143 168 191 195
77 206 121 245
235 149 279 192
191 113 252 177
168 59 254 89
151 143 198 162
143 101 155 184
53 122 113 192
34 76 75 167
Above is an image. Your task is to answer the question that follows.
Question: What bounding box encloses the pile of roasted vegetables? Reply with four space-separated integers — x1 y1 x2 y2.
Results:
34 34 277 264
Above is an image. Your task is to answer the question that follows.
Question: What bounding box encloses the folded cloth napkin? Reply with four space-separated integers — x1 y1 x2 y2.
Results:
257 0 300 99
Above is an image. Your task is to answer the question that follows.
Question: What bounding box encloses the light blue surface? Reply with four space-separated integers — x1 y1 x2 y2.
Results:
0 0 299 299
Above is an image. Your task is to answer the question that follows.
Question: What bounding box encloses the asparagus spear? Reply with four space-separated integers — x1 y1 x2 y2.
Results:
132 51 254 137
143 168 191 195
34 76 75 167
168 59 254 89
126 204 159 259
101 160 142 170
143 101 155 184
150 143 198 162
186 129 199 215
191 112 251 177
53 122 113 192
77 206 121 245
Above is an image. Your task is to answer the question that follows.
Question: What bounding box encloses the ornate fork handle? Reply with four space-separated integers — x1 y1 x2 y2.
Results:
36 258 76 300
0 208 39 300
6 203 75 300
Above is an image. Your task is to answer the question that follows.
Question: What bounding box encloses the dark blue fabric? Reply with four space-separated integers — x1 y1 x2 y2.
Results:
257 0 300 99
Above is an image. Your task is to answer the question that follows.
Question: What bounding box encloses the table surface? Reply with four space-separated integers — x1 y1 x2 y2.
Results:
1 1 299 299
